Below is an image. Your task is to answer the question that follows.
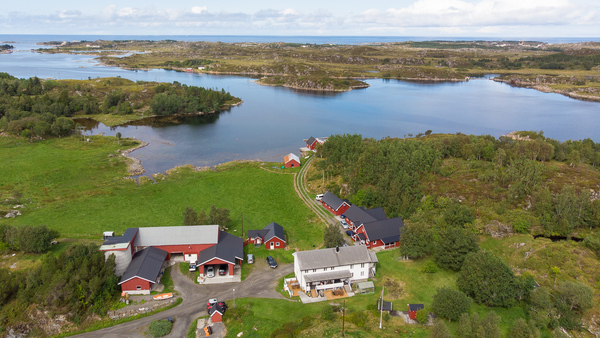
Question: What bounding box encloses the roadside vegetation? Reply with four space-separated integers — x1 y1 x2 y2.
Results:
39 39 600 99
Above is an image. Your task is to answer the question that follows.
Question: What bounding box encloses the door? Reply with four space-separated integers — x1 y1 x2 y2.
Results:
270 241 274 249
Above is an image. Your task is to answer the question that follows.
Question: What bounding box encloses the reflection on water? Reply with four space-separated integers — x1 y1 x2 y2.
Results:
3 48 600 176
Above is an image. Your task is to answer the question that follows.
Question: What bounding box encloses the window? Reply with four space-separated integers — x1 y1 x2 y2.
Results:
360 271 364 276
313 269 316 272
324 267 327 271
361 263 365 268
136 286 141 290
331 267 334 270
351 272 354 277
276 242 280 247
350 265 353 269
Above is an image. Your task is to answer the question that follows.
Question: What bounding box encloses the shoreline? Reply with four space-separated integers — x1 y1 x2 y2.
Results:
492 77 600 103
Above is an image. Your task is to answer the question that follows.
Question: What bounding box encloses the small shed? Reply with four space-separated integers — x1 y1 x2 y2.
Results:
284 153 301 168
356 281 375 294
408 304 425 320
103 231 115 240
380 301 393 312
209 303 225 323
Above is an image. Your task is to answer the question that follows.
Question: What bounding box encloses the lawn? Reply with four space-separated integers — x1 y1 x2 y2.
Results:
0 136 325 250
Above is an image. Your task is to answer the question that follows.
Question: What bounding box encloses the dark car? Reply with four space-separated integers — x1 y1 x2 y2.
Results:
266 256 278 268
345 230 354 236
218 264 227 276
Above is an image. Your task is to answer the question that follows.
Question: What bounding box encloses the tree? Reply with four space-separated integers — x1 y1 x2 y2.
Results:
457 250 522 307
457 313 472 337
197 209 208 225
528 287 555 329
510 318 541 338
415 308 429 323
182 207 198 225
323 223 344 248
209 205 231 228
399 224 434 259
443 201 475 227
480 312 501 338
431 287 471 322
429 319 451 338
116 132 121 145
555 281 594 329
4 225 60 253
435 227 479 271
50 116 74 136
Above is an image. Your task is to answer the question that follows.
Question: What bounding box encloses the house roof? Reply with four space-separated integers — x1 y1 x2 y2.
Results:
357 232 366 241
365 207 388 221
307 136 317 146
363 217 403 243
264 222 285 243
284 153 300 164
321 191 349 211
294 245 377 271
382 301 393 312
119 247 167 285
304 270 352 283
409 304 425 312
209 303 225 316
134 225 219 247
248 229 268 239
357 281 375 290
99 228 139 251
343 205 376 225
197 231 243 265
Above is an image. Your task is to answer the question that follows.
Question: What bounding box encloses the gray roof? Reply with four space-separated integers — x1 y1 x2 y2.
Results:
304 270 352 283
307 136 317 146
344 205 380 226
264 222 285 242
321 191 348 211
382 301 393 312
409 304 425 312
363 217 403 243
119 247 167 285
248 229 268 239
365 207 388 221
295 245 377 271
209 303 225 316
134 225 219 247
100 228 139 250
197 231 243 265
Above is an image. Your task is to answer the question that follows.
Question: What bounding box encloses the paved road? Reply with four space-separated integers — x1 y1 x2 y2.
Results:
75 261 293 338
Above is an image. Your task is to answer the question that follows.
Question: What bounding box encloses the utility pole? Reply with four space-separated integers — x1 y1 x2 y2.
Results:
379 286 384 329
342 299 345 335
241 213 244 239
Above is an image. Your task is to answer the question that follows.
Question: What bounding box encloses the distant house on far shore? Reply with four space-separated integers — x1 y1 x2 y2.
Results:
305 136 328 150
284 153 301 168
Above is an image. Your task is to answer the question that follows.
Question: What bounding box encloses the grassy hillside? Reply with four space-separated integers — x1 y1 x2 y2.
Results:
0 136 323 250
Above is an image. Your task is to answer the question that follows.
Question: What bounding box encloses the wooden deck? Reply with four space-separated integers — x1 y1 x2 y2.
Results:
286 280 301 297
324 288 349 300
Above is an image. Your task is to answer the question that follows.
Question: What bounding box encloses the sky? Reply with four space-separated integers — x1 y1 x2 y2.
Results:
1 0 599 37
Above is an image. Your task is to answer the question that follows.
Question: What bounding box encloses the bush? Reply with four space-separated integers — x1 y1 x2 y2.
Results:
347 311 367 327
148 319 172 337
416 308 429 323
422 261 438 273
431 287 471 321
321 304 334 321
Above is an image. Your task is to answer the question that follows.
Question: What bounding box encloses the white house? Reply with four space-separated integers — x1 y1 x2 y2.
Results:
292 245 378 293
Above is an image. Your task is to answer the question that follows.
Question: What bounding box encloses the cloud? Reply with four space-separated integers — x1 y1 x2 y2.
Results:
192 6 207 14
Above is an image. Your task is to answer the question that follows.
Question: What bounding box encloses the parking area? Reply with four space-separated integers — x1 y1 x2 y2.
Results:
198 265 242 284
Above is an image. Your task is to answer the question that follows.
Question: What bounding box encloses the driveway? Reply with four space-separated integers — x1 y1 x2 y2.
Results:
74 261 293 338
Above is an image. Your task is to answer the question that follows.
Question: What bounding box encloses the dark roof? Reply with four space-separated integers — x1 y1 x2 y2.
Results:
209 303 225 316
382 301 393 312
119 247 167 285
321 191 348 211
102 228 138 246
264 222 285 242
357 232 366 240
365 207 388 221
409 304 425 312
307 136 317 146
344 205 378 226
363 217 403 243
248 229 268 239
197 231 244 265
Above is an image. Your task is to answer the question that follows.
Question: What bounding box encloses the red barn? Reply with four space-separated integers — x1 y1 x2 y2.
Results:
320 191 351 216
408 304 424 320
118 247 167 295
248 222 286 249
284 153 300 168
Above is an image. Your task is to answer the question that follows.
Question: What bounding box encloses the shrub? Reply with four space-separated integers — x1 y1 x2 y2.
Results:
347 311 367 327
422 261 438 273
148 319 172 337
321 304 334 321
431 287 471 321
416 308 429 323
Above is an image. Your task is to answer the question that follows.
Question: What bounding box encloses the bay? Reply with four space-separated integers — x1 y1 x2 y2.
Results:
1 38 599 176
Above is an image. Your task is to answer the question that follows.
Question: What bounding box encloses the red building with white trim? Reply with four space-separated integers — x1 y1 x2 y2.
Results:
320 191 351 216
248 222 286 249
283 153 301 168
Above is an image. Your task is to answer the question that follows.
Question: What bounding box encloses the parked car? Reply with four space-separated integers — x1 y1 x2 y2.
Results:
340 220 349 229
247 253 254 264
207 299 228 312
266 256 278 268
189 263 197 272
340 214 346 219
315 194 324 201
218 264 227 276
206 266 215 278
345 230 354 236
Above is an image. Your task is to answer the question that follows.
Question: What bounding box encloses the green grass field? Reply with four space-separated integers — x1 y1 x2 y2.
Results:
0 135 324 250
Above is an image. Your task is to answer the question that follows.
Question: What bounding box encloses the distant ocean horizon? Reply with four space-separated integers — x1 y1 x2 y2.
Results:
1 34 599 49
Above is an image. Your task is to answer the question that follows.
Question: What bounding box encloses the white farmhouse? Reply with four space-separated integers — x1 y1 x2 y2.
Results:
293 245 378 293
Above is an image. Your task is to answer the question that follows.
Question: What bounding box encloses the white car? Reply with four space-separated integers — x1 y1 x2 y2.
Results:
340 220 349 229
206 266 215 278
315 194 324 201
247 254 254 264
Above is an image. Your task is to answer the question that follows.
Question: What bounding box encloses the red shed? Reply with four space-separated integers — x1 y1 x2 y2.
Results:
408 304 424 320
118 247 167 295
209 303 225 322
284 153 301 168
248 222 286 250
320 191 351 216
